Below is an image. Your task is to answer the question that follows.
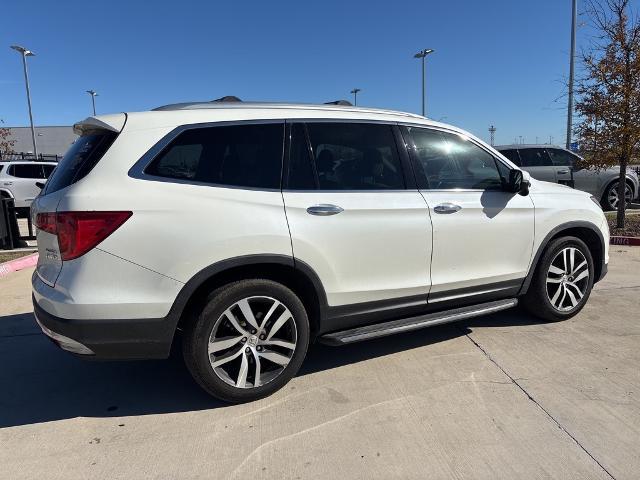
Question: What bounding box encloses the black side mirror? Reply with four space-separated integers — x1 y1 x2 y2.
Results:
508 170 530 196
35 182 45 190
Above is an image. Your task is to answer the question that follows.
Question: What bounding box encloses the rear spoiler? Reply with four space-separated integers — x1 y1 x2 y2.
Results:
73 113 127 136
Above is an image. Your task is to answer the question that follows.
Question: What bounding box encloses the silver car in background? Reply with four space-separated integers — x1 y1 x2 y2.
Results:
496 145 639 210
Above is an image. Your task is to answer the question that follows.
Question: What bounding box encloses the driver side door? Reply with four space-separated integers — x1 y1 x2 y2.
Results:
402 126 535 307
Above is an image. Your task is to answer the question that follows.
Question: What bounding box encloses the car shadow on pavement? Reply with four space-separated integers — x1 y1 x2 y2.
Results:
0 308 543 428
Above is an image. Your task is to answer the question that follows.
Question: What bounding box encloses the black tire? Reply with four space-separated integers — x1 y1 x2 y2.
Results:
183 279 309 403
521 236 594 322
601 180 632 211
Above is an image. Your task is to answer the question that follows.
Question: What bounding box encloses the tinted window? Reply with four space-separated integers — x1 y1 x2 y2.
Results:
547 148 576 167
287 124 316 189
306 123 404 190
42 164 56 178
146 123 284 189
408 127 504 190
518 148 552 167
8 163 45 178
500 149 521 166
44 132 118 194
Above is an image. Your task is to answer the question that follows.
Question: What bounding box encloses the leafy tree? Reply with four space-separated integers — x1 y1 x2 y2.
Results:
575 0 640 228
0 120 16 159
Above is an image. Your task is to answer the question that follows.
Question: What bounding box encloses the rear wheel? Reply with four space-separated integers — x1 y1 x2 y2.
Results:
602 181 632 211
183 279 309 403
521 236 594 322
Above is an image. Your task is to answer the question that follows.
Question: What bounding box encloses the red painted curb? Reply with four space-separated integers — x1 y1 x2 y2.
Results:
610 236 640 246
0 253 39 278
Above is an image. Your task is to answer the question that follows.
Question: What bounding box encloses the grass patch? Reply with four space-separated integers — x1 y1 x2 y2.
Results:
0 251 35 264
606 211 640 237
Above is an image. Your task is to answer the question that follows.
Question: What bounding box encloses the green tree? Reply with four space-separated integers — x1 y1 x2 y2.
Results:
575 0 640 228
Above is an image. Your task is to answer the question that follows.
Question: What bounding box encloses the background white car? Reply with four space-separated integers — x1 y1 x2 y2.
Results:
0 161 56 210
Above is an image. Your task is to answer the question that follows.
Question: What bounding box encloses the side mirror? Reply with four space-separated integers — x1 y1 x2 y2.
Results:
508 169 530 196
35 182 45 190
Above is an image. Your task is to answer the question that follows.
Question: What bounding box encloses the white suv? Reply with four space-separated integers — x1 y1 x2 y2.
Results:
31 102 609 402
0 161 56 209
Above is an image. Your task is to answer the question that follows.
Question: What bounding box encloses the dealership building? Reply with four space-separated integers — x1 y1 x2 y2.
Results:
4 126 76 157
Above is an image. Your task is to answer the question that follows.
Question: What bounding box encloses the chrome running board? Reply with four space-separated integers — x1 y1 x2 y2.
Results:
319 298 518 345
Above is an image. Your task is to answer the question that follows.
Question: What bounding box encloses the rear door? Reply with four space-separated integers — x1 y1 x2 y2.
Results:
6 163 44 207
403 126 534 305
282 122 432 309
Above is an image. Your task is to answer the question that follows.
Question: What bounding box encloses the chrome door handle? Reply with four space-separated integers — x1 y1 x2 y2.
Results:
433 203 461 214
306 204 344 216
557 170 570 174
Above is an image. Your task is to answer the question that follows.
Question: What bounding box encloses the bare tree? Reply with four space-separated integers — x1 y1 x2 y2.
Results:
575 0 640 228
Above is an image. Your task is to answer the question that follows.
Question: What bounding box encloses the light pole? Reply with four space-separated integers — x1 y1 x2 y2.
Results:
489 125 496 146
566 0 577 149
86 90 98 115
10 45 38 159
413 48 434 116
350 88 361 106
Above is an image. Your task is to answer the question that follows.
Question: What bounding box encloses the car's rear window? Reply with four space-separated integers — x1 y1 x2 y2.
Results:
44 131 117 194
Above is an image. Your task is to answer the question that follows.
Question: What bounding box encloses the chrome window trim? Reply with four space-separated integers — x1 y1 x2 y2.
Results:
128 119 286 192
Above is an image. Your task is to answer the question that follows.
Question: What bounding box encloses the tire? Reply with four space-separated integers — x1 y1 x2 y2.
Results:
601 180 632 211
521 236 594 322
183 279 310 403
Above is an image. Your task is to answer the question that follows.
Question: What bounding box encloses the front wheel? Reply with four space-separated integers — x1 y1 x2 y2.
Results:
521 236 594 322
183 279 310 403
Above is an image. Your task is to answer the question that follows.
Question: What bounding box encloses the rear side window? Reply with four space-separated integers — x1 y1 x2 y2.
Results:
44 131 117 194
8 163 45 179
518 148 552 167
146 123 284 190
500 149 521 166
305 123 405 190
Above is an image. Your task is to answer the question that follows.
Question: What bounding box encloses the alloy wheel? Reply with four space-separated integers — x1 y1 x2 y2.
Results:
207 296 297 388
608 183 632 210
546 247 590 312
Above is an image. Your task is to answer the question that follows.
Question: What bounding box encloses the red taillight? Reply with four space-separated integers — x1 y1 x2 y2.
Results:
35 213 57 234
36 211 132 261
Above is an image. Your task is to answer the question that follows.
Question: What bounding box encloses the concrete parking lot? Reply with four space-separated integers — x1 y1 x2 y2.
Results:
1 249 639 480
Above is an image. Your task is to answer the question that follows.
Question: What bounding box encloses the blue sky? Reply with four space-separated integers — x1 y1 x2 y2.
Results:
0 0 635 146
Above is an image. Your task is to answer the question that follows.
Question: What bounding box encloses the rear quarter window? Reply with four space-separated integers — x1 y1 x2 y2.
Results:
44 131 117 194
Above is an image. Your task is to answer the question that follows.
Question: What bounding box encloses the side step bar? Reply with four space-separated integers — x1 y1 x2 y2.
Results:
319 298 518 346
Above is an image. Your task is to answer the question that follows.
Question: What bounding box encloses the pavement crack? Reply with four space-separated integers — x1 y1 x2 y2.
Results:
462 329 617 480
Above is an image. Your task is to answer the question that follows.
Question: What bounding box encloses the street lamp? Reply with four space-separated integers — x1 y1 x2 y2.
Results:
10 45 38 159
413 48 435 117
350 88 361 106
86 90 98 115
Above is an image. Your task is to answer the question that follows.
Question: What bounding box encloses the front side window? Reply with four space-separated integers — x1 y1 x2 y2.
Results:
547 148 576 167
518 148 552 167
304 123 405 190
408 127 504 190
146 123 284 189
42 164 56 178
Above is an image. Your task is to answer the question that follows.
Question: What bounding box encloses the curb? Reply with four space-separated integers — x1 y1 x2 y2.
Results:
610 236 640 246
0 253 39 278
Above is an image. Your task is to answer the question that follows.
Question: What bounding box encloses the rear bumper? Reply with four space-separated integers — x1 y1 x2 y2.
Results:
33 296 174 360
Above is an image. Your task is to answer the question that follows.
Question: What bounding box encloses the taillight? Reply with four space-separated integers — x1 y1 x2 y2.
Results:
35 213 57 234
36 211 132 261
